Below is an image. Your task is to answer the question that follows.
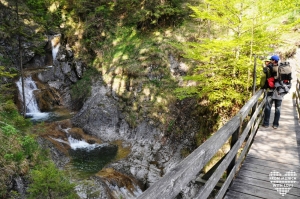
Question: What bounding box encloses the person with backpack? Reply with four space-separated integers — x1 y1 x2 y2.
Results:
261 54 291 129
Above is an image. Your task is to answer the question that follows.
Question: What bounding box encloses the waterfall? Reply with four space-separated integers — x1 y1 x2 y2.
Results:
49 129 142 198
49 127 118 176
16 76 49 120
68 136 108 151
108 184 143 199
51 35 60 60
50 131 108 151
52 42 60 60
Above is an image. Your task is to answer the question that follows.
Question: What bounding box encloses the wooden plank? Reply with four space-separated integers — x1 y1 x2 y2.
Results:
250 142 300 155
252 135 298 144
216 102 266 199
247 143 300 162
237 169 300 189
137 90 264 199
254 130 297 139
224 79 299 199
224 190 262 199
229 181 300 199
241 162 300 175
244 156 300 169
194 96 265 199
215 115 262 199
247 149 299 164
254 132 297 141
215 162 238 199
247 153 299 165
251 140 299 151
232 176 300 196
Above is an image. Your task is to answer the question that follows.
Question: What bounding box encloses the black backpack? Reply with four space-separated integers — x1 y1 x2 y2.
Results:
272 62 292 82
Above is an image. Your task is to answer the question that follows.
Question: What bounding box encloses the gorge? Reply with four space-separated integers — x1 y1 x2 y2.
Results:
13 34 196 199
2 1 298 198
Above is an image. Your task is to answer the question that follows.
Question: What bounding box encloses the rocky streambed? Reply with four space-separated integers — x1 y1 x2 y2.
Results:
12 33 201 198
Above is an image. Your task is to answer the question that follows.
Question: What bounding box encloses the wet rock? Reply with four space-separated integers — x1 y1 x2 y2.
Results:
24 54 47 68
37 137 71 169
33 83 62 111
12 176 26 199
95 168 143 199
75 177 114 199
71 81 186 191
61 62 72 74
74 61 84 78
48 80 64 90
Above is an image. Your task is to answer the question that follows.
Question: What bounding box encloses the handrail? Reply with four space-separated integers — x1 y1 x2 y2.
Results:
137 89 265 199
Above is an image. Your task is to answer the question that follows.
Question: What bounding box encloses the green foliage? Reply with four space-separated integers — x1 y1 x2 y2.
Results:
0 66 17 78
174 0 295 115
0 100 32 131
1 124 18 136
0 122 38 162
71 67 100 105
20 135 39 157
0 127 25 196
27 162 78 199
131 1 186 30
0 58 17 103
25 0 65 32
0 100 36 196
0 84 57 196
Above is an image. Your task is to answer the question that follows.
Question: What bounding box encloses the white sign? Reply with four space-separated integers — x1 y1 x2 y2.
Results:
269 170 297 196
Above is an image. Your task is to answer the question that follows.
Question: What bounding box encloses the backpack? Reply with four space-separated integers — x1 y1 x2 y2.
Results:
260 64 274 89
272 62 292 82
267 77 275 88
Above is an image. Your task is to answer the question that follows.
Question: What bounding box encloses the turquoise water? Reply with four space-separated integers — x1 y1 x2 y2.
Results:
68 144 118 177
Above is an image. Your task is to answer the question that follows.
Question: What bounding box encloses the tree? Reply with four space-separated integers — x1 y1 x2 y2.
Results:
27 162 79 199
175 0 300 117
16 0 27 116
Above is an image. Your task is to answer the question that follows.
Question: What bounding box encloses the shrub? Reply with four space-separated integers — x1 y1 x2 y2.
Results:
27 162 79 199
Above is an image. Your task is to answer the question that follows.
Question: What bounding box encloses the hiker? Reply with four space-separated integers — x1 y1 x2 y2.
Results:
261 55 291 129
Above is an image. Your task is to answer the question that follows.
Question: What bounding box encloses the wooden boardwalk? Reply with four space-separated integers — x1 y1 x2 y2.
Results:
225 71 300 198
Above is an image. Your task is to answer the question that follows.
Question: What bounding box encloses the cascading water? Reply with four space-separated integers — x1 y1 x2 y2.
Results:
51 35 60 61
50 128 142 198
16 34 141 198
14 34 71 122
50 128 118 177
16 76 49 120
68 136 109 151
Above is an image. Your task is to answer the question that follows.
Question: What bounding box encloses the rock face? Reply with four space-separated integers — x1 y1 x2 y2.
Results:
0 9 199 195
72 81 185 190
37 136 71 170
4 30 201 197
22 34 86 111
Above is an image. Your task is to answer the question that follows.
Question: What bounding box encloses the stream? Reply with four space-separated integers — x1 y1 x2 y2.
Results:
16 75 119 176
15 73 143 198
14 35 143 198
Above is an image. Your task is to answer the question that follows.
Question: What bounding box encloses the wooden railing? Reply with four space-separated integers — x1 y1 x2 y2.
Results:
295 79 300 119
137 89 266 199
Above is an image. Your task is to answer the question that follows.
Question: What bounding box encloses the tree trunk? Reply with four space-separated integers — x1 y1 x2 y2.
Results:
16 0 26 116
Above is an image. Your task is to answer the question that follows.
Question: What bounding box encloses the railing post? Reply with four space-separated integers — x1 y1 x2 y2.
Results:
296 79 300 120
250 55 258 128
252 54 257 95
226 116 242 176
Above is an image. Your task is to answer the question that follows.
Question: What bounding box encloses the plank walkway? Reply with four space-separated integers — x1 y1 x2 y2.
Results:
224 59 300 198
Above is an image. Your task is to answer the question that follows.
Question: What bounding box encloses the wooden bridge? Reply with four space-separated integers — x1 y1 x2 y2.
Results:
137 76 300 197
